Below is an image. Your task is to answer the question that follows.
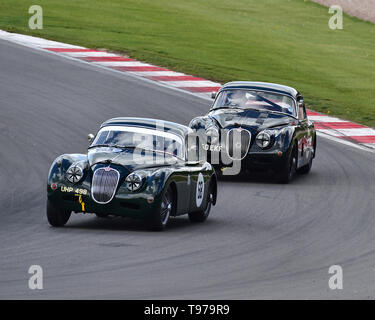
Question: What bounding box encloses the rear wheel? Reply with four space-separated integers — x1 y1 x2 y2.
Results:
188 181 213 223
278 144 297 184
46 199 71 227
147 185 174 231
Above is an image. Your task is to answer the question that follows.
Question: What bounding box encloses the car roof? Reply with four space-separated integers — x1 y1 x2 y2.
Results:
220 81 299 98
100 117 191 138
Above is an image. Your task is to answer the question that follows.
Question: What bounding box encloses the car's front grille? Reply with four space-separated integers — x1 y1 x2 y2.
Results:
226 128 251 160
91 167 120 204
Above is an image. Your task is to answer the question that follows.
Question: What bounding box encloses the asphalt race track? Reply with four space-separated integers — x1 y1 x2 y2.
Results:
1 39 375 299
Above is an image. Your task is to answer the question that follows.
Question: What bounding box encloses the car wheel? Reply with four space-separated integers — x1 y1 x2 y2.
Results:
278 144 297 184
297 151 313 174
95 213 109 218
147 185 174 231
188 181 213 223
46 199 71 227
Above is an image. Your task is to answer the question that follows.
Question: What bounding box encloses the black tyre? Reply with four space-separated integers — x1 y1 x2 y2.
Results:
278 144 297 184
95 213 109 218
297 153 313 174
147 185 174 231
46 199 71 227
188 181 213 223
298 140 315 175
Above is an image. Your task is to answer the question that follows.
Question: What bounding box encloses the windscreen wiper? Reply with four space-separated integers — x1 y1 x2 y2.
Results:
259 109 297 119
211 105 244 111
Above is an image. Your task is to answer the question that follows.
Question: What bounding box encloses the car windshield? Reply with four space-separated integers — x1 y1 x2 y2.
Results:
90 125 184 159
212 89 296 116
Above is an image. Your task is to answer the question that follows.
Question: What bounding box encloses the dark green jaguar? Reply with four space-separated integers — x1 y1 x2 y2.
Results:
47 118 217 231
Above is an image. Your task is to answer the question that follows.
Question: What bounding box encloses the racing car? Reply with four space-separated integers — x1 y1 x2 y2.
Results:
189 81 316 183
47 118 217 230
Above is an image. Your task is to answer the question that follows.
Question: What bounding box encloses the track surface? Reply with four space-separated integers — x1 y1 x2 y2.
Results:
1 39 375 299
313 0 375 24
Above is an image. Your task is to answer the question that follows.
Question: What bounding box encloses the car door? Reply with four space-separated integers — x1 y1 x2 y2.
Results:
187 162 212 213
185 133 212 213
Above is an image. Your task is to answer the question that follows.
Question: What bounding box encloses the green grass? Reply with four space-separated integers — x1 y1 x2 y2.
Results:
1 0 375 126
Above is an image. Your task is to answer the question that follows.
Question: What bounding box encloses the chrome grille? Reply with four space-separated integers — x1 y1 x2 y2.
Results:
91 167 120 204
226 128 251 160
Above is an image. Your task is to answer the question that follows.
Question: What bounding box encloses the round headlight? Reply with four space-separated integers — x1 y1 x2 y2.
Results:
125 173 143 192
66 165 84 183
206 127 219 144
256 131 272 149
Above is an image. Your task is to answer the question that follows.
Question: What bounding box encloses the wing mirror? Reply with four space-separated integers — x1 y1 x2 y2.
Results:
88 133 94 143
298 98 305 108
211 91 217 99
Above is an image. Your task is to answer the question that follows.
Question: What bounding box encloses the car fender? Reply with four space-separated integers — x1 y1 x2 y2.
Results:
279 127 297 153
47 154 87 187
145 169 178 214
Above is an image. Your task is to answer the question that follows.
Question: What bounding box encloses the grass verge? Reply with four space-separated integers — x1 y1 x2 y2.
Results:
1 0 374 126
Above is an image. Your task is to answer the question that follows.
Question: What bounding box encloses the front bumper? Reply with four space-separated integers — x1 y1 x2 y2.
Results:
47 184 159 219
241 152 286 173
208 149 287 174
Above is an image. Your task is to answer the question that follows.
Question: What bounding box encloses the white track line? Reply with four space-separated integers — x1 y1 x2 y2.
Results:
308 116 347 122
129 71 186 77
318 128 375 137
0 30 83 48
93 61 152 67
159 80 221 87
61 51 120 57
316 131 373 152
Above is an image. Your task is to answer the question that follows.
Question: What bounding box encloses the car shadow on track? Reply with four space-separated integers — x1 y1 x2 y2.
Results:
64 214 218 233
217 171 310 184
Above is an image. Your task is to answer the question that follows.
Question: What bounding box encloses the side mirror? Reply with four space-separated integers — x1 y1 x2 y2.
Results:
88 133 94 143
298 98 305 108
211 91 217 99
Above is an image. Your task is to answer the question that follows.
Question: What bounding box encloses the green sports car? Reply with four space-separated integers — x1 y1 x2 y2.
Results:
47 118 217 231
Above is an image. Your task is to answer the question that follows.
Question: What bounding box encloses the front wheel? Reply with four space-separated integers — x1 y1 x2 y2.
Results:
46 199 71 227
147 185 174 231
188 182 213 223
297 154 313 174
297 144 315 175
95 213 109 218
278 144 297 184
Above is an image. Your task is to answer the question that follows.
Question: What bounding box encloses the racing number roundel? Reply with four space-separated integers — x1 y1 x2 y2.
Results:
196 173 204 207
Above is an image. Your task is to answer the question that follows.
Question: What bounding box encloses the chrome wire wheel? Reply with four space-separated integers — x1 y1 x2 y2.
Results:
160 189 172 226
147 185 174 231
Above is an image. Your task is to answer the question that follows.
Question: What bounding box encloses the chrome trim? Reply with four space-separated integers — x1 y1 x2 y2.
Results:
226 128 251 161
66 164 84 184
125 173 143 192
256 131 272 149
91 167 120 204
